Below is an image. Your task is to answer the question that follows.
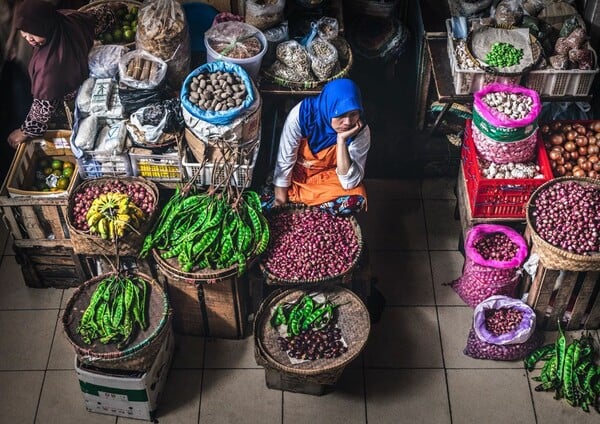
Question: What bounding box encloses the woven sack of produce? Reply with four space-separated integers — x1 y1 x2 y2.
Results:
473 83 541 142
62 272 171 371
254 287 370 385
526 176 600 271
181 61 256 127
259 204 363 286
471 121 537 163
464 295 543 361
448 224 528 307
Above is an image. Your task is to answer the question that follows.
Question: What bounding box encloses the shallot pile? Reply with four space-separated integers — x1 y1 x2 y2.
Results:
484 308 524 336
474 232 518 261
263 209 360 281
532 181 600 255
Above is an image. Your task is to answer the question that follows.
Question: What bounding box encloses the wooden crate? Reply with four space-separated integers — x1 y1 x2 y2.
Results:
158 271 249 339
522 245 600 331
13 241 87 288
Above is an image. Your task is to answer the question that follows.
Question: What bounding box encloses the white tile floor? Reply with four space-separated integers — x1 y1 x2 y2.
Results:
0 177 599 423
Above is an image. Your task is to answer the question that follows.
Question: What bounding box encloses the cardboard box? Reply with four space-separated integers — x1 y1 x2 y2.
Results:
75 330 174 421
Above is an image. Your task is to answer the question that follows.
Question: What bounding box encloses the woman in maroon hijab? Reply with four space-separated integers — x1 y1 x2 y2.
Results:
7 0 115 148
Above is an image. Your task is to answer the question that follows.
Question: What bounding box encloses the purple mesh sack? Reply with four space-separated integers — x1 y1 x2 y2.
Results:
449 224 528 307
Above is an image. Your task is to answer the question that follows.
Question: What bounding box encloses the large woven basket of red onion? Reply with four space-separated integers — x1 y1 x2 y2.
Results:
526 176 600 271
260 204 363 285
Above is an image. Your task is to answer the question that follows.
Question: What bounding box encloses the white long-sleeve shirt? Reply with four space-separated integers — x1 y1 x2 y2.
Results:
272 103 371 189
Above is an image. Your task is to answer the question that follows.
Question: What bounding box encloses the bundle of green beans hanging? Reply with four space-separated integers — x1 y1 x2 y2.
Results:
77 273 148 350
139 188 269 274
524 322 600 412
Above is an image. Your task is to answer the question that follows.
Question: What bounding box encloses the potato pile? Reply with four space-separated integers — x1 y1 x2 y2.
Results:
186 71 248 112
541 120 600 178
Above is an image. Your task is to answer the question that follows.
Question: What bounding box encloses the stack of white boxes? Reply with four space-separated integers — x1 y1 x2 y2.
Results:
75 331 174 421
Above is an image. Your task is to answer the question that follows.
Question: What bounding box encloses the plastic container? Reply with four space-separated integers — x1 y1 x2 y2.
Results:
182 2 219 53
205 22 267 80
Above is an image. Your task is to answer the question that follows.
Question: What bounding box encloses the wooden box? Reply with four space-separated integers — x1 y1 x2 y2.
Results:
78 254 156 280
13 242 87 288
158 271 249 339
522 244 600 331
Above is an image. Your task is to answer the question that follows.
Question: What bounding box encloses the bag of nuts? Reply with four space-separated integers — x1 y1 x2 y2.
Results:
244 0 285 31
464 295 543 361
306 37 338 81
448 224 528 308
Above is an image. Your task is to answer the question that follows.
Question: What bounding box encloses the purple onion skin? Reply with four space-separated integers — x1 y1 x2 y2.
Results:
474 232 518 261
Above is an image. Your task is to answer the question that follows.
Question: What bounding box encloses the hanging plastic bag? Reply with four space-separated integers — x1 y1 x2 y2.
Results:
88 45 128 79
244 0 285 30
492 0 525 27
135 0 191 89
464 295 543 361
448 224 528 308
316 17 339 41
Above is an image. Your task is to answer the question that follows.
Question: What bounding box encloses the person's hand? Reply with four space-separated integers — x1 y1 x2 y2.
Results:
8 129 28 149
274 186 288 207
337 119 363 144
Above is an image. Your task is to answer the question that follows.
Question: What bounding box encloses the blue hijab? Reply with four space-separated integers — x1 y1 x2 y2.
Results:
299 79 364 154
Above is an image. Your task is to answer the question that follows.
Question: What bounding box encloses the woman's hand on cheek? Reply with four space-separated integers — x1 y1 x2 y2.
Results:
337 120 362 144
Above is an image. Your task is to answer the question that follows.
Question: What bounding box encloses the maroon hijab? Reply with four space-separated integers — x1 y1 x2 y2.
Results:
14 0 95 100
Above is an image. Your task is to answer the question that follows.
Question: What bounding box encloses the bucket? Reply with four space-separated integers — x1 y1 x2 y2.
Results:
182 2 219 53
205 22 267 80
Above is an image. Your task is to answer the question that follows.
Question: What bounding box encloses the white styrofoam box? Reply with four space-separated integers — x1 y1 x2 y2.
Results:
75 329 174 421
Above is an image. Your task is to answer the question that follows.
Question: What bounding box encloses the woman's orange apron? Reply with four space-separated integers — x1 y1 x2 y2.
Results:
287 137 367 206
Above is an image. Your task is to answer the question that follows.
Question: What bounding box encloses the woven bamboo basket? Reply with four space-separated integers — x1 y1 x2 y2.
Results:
526 176 600 272
466 25 542 77
262 37 353 90
79 0 142 49
152 247 253 284
66 177 159 256
254 287 370 386
259 204 363 286
62 271 172 371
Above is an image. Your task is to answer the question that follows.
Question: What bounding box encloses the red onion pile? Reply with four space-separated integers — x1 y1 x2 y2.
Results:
263 209 360 281
278 326 347 361
484 307 524 336
532 181 600 255
71 181 155 231
473 232 518 261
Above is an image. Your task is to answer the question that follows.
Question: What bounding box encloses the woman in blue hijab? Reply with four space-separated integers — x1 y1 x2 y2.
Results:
271 78 370 215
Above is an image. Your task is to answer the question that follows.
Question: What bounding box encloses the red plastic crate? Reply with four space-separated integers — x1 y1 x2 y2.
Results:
461 119 554 219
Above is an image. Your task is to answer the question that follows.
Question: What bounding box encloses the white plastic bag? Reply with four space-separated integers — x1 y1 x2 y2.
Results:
128 105 168 144
88 45 128 79
118 50 168 90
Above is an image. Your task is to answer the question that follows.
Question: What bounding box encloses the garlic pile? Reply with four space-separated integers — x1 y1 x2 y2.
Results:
479 160 544 179
481 92 533 120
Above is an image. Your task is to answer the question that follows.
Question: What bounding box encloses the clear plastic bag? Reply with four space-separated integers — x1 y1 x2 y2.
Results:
306 38 338 80
88 45 128 79
316 17 339 41
244 0 285 30
205 21 264 59
492 0 525 27
118 50 168 90
275 40 313 81
136 0 190 89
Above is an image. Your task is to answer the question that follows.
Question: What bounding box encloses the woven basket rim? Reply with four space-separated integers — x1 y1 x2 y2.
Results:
254 287 370 376
262 37 353 90
259 204 363 285
466 24 542 77
66 176 159 241
152 247 254 283
79 0 142 49
62 271 171 360
526 176 600 270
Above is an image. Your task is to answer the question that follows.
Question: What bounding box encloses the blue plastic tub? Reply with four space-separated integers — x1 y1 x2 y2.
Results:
183 2 219 53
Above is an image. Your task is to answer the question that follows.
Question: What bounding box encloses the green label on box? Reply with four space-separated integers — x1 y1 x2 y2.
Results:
472 108 537 142
79 381 149 402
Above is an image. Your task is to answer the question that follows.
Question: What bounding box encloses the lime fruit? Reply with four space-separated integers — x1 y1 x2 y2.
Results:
56 177 69 190
62 167 74 178
51 159 63 170
63 161 74 170
52 170 62 177
112 29 123 42
123 29 135 42
43 167 53 176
